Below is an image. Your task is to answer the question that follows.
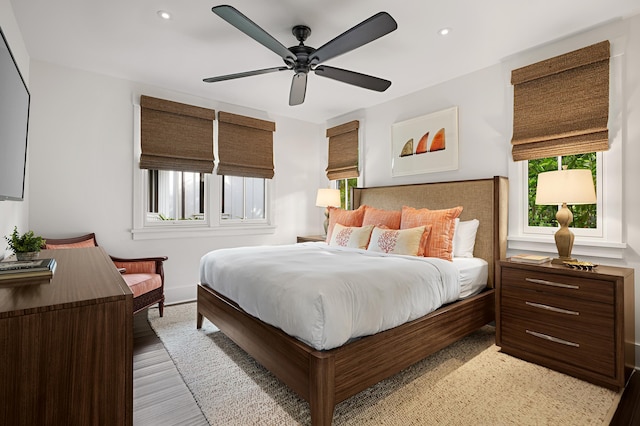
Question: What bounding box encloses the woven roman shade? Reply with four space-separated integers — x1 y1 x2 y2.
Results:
217 111 275 179
140 95 215 173
326 120 360 180
511 41 610 161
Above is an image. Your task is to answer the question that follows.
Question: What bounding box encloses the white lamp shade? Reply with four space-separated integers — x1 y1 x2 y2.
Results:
535 168 596 205
315 188 341 208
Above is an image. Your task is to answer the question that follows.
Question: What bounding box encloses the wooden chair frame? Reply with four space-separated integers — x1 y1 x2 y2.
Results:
43 233 167 316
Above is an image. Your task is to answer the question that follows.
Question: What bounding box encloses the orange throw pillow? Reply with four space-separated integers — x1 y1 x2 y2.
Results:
400 205 463 260
326 205 366 242
362 206 401 230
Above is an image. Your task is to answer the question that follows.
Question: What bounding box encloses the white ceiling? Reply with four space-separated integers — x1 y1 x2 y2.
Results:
10 0 640 124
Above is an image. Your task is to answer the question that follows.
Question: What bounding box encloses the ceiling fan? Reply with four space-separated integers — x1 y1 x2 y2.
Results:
203 5 398 106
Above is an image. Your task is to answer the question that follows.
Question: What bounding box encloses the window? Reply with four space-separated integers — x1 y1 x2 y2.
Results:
527 153 598 233
221 175 266 222
336 177 358 210
147 170 205 223
132 101 275 239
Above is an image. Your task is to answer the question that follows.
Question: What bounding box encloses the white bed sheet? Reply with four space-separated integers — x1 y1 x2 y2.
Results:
200 242 464 350
452 257 488 299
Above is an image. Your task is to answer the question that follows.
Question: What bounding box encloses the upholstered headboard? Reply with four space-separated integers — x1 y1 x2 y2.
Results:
352 176 508 287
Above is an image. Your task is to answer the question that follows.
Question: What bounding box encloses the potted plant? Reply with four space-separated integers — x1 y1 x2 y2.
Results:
4 226 46 260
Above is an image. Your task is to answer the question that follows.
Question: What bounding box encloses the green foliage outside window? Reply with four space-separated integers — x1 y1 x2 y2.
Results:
528 153 597 229
338 178 358 210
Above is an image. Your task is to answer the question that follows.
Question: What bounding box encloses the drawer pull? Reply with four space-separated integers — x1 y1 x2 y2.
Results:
525 301 579 316
526 330 580 347
525 277 579 289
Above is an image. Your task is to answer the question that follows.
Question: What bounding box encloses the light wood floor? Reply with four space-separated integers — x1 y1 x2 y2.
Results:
133 311 209 426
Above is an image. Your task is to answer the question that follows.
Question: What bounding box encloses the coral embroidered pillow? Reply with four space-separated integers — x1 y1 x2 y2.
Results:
400 205 463 260
326 205 366 242
367 225 430 256
328 224 374 249
362 206 401 229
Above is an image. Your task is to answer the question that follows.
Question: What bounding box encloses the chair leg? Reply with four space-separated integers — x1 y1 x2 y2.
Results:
158 300 164 317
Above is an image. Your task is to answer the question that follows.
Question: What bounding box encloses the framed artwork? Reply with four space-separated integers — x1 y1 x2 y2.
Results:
391 106 459 176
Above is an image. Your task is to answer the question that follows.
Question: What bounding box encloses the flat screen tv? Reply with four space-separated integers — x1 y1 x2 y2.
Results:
0 26 30 201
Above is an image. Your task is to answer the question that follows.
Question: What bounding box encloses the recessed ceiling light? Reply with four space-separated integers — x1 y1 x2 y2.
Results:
157 10 171 20
438 28 451 36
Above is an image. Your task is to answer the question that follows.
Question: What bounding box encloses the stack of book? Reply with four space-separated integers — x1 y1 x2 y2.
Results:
510 254 552 264
0 258 57 287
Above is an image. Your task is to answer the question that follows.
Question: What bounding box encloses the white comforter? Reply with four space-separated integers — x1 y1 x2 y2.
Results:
200 242 460 350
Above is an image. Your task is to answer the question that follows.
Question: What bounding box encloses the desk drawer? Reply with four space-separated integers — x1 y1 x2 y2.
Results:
501 286 614 338
501 268 613 304
500 316 615 378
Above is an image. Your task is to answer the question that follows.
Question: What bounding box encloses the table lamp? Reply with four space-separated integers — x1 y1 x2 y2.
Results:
535 167 596 264
315 188 341 236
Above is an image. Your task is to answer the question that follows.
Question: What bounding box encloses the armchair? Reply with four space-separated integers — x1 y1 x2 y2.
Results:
43 233 167 316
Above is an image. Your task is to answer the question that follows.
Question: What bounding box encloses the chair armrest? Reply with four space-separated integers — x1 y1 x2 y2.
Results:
110 256 167 276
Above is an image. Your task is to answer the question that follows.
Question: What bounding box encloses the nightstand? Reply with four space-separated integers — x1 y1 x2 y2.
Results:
296 235 326 243
496 259 634 390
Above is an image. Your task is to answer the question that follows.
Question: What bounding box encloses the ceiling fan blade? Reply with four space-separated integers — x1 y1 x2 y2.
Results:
203 66 288 83
314 65 391 92
309 12 397 65
289 73 308 106
212 5 295 64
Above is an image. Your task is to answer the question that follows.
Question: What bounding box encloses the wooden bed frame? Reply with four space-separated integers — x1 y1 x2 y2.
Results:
197 176 508 425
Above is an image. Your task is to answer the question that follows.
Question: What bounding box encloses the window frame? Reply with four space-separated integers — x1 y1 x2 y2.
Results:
507 148 624 259
220 175 269 224
523 153 602 238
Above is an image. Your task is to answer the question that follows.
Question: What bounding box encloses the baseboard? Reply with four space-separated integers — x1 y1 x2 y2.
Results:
165 285 197 306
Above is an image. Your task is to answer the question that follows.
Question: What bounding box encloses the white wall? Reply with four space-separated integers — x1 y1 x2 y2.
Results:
26 60 324 303
0 0 30 260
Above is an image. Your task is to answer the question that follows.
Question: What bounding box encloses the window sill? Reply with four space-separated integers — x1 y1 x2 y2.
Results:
508 234 627 259
131 224 276 240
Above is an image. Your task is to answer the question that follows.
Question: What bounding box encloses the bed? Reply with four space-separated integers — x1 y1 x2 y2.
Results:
197 176 508 425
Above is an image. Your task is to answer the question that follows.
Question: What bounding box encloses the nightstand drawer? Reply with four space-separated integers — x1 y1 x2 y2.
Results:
502 267 613 304
501 287 614 338
501 319 615 378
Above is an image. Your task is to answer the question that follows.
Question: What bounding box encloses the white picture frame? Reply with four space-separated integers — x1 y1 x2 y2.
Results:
391 106 459 176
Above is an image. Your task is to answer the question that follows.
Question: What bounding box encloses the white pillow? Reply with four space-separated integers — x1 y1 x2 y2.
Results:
367 225 428 256
452 219 480 258
328 224 374 249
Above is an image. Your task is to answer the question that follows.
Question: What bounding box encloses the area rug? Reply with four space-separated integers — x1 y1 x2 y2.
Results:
148 303 621 425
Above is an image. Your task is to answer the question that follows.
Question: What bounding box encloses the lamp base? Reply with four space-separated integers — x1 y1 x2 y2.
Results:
551 256 576 265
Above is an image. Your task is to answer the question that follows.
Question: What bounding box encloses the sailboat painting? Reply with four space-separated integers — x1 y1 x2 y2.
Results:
392 107 458 176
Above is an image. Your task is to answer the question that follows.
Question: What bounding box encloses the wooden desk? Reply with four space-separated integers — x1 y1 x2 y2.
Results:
0 247 133 425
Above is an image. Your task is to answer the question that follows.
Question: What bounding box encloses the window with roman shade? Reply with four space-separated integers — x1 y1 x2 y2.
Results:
139 95 216 173
217 111 275 179
326 120 360 180
510 40 610 161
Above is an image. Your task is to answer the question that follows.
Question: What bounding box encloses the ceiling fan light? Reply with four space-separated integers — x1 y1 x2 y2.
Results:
438 27 451 36
157 10 171 20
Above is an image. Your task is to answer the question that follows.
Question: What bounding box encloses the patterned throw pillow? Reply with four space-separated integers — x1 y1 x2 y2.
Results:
328 224 374 249
326 205 366 242
367 225 430 256
362 206 401 229
400 205 463 260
